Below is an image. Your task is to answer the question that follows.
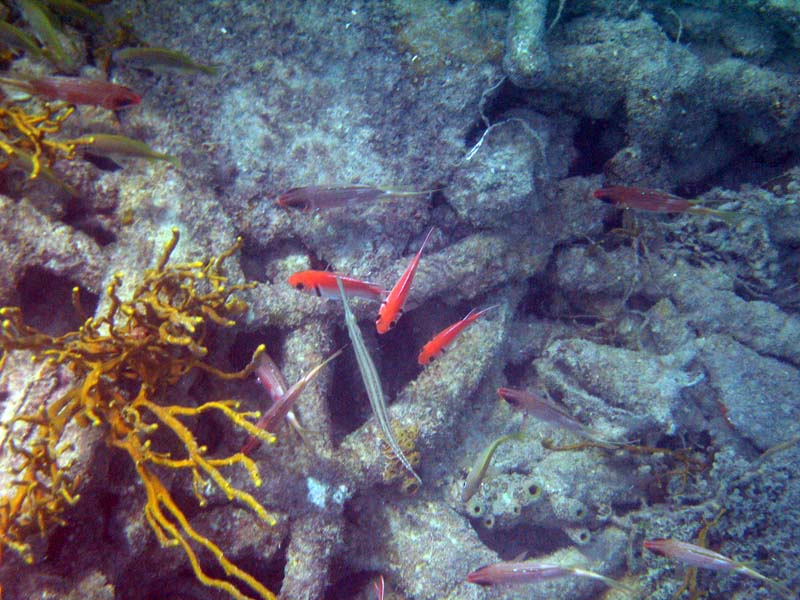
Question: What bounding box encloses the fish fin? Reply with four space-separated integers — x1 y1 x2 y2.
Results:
740 566 797 599
165 154 182 170
285 411 311 442
570 568 638 595
147 154 182 170
0 76 34 93
200 64 221 76
687 206 742 224
379 186 440 197
511 551 528 562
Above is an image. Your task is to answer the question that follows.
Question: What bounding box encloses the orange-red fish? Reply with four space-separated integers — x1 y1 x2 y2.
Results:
0 75 141 110
643 538 795 598
277 184 431 211
288 270 386 302
594 186 734 219
418 305 498 365
376 228 433 334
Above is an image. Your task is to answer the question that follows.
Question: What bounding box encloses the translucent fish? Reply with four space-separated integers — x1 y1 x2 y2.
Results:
276 184 433 211
73 133 180 169
466 558 636 594
114 46 219 75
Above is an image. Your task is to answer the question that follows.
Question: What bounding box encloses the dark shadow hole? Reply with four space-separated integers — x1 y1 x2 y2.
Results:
16 267 99 335
518 271 555 318
235 547 287 600
429 187 449 209
186 373 227 455
463 78 534 150
328 323 372 446
325 565 380 600
473 522 572 560
126 521 286 600
60 196 118 247
502 361 528 386
683 120 800 193
569 117 623 177
228 326 286 372
625 292 657 312
374 306 425 400
240 235 330 283
97 491 122 544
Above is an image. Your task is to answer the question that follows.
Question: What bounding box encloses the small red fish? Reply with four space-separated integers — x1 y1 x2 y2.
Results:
643 538 795 598
252 350 289 399
466 558 634 593
417 305 498 365
277 184 432 211
594 186 735 219
376 228 433 334
241 348 342 455
0 75 141 110
288 270 386 302
373 575 384 600
240 351 289 456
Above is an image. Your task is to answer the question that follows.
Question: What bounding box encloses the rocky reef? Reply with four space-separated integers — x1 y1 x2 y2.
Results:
1 1 799 599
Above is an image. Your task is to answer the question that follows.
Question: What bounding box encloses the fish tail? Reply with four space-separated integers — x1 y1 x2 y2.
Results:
200 64 221 76
742 567 797 599
0 76 33 93
688 206 741 223
570 568 638 595
162 154 183 170
381 187 441 198
286 411 311 443
581 427 631 447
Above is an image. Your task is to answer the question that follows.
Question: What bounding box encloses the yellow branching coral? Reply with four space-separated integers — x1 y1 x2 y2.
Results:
0 102 77 179
0 229 278 600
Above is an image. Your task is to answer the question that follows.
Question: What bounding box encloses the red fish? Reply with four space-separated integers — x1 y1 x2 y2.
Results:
376 228 433 334
288 270 386 302
594 186 736 220
241 348 342 455
466 558 634 593
240 351 289 456
417 305 498 365
277 184 432 211
643 538 795 598
373 575 384 600
0 75 141 110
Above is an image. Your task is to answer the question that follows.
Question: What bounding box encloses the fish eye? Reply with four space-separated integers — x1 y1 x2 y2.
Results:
294 282 305 290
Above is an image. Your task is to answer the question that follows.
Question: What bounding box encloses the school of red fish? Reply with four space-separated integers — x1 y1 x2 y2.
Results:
268 184 790 598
